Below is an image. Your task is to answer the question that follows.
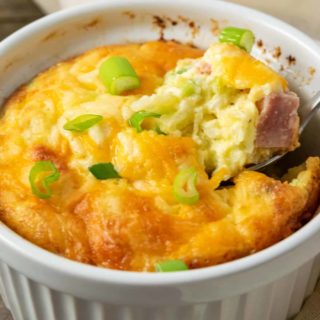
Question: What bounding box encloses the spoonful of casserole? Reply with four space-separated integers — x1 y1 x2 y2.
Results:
126 27 300 182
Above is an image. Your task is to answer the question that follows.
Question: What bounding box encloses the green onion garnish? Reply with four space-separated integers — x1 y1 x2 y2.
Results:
63 114 103 132
155 260 189 272
128 111 161 133
173 168 199 205
181 80 196 97
155 125 167 135
29 161 60 199
88 163 121 180
219 27 255 53
99 56 140 95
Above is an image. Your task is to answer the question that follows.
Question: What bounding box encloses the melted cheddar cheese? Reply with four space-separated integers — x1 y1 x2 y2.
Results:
203 43 287 90
0 41 318 271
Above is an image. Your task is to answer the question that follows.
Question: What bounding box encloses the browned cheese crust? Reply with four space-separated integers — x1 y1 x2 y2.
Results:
0 41 319 271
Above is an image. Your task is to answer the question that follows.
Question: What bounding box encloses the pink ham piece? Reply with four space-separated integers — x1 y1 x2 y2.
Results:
255 91 300 149
197 62 212 75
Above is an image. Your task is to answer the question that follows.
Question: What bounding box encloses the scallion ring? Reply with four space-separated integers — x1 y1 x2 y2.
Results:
219 27 255 53
181 80 196 97
88 163 121 180
63 114 103 132
99 56 140 95
173 168 199 205
155 125 167 135
128 111 161 133
29 161 60 199
155 260 189 272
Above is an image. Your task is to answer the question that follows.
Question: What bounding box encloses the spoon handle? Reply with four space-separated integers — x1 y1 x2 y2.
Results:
248 92 320 172
299 92 320 134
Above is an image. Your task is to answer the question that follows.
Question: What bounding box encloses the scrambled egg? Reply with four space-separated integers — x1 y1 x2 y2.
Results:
130 43 288 178
0 41 318 271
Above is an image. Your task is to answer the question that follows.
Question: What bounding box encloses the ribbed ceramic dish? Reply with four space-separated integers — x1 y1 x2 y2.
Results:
0 1 320 319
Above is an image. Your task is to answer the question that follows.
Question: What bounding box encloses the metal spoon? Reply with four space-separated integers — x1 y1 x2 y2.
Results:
249 91 320 171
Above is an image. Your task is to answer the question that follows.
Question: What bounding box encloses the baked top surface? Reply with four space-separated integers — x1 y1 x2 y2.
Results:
0 40 318 271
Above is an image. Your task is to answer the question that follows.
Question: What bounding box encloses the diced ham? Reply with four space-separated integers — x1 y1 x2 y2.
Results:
255 91 300 149
198 62 212 75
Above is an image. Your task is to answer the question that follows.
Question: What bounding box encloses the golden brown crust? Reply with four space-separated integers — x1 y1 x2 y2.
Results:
0 41 319 271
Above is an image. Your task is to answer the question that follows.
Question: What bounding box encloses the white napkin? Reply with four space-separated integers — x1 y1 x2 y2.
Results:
33 0 61 13
33 0 88 13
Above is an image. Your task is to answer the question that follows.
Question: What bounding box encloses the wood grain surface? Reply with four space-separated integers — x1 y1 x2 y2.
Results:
0 1 43 317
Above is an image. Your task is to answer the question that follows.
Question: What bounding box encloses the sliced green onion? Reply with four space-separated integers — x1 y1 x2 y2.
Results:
155 260 189 272
29 161 60 199
181 80 196 97
99 56 140 95
155 125 167 135
128 111 161 133
88 163 121 180
219 27 255 53
173 168 199 205
176 68 188 75
63 114 103 132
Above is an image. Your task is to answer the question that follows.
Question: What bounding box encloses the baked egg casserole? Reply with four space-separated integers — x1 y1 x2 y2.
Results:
0 27 319 272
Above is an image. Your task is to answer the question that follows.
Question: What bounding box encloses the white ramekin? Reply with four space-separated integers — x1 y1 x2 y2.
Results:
0 1 320 319
33 0 61 13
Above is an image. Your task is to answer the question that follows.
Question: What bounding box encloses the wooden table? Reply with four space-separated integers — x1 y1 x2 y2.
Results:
0 0 43 39
0 1 43 318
